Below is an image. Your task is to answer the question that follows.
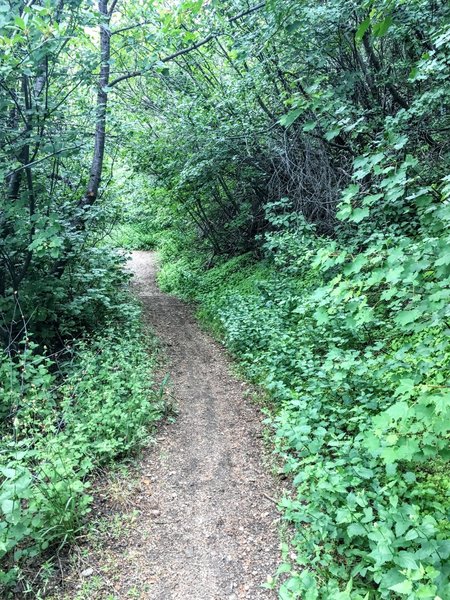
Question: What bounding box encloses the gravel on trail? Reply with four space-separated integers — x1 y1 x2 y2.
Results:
126 251 281 600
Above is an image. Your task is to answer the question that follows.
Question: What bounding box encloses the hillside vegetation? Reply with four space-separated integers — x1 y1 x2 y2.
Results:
1 0 449 598
119 1 450 598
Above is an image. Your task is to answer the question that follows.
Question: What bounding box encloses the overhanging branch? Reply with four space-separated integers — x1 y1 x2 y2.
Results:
109 2 265 87
5 144 86 178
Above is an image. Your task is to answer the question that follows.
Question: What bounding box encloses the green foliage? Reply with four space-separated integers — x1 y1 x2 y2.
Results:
107 182 172 251
155 104 450 596
0 316 162 593
0 0 140 349
128 1 450 597
159 204 450 597
2 0 450 597
120 0 449 250
110 223 157 250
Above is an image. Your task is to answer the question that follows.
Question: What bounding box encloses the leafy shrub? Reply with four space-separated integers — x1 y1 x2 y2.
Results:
0 317 162 593
156 173 450 598
107 184 174 251
0 244 136 350
109 222 157 250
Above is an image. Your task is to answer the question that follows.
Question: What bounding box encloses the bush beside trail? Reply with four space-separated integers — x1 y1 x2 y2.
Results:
1 299 162 594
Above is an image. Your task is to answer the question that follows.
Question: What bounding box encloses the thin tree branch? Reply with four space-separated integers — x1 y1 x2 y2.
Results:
110 34 216 86
108 0 119 17
109 2 266 87
229 1 265 23
111 19 154 36
5 144 86 178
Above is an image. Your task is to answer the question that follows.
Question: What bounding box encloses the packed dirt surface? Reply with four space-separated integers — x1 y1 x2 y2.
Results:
119 251 280 599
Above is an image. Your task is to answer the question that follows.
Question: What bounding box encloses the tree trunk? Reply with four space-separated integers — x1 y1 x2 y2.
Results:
80 0 111 212
52 0 113 278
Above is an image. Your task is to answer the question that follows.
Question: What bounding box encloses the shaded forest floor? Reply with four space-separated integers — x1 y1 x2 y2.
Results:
53 251 281 600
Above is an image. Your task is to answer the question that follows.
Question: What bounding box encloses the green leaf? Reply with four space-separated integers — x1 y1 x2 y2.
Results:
336 204 352 220
280 108 302 127
344 254 367 275
355 18 371 42
347 523 366 537
362 193 383 206
14 16 26 30
388 579 412 594
373 16 393 38
393 135 408 150
405 529 419 541
324 127 341 141
349 207 370 223
1 499 15 515
395 379 415 395
314 307 329 325
395 551 418 570
395 309 421 326
0 467 16 479
302 121 317 132
386 401 409 420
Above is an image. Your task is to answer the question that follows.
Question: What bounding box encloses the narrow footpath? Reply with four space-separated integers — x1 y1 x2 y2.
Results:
124 251 280 600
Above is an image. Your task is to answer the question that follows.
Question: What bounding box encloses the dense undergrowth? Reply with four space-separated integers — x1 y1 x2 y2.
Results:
1 2 166 588
115 2 450 596
115 0 450 595
0 262 162 596
155 198 450 599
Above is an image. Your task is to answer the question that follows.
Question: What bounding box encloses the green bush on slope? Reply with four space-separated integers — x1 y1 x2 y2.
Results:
157 191 450 599
0 317 162 592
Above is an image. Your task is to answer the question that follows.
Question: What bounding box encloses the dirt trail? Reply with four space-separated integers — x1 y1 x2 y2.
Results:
61 251 281 600
124 252 279 600
125 251 281 599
